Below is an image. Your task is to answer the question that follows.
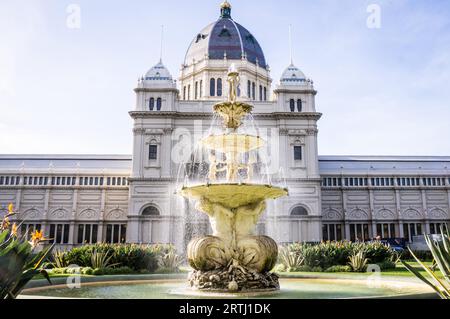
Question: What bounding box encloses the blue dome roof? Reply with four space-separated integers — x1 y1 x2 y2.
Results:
184 4 267 68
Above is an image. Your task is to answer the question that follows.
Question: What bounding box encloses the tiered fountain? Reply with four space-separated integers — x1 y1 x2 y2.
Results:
179 66 288 292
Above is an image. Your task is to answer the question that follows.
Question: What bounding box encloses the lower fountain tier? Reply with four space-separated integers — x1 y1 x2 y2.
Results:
180 183 288 209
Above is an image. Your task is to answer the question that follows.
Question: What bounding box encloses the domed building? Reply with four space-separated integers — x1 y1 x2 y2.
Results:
1 1 448 251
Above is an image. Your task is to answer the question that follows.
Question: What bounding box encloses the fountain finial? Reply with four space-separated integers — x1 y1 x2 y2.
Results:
227 63 239 103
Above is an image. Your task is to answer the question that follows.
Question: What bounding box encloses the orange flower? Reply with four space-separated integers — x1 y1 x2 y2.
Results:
8 203 14 214
30 229 47 247
11 223 18 237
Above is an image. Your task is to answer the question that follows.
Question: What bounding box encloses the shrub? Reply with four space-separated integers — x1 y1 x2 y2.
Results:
63 244 159 272
50 268 66 274
348 251 368 272
50 250 69 269
0 204 54 299
81 267 94 275
92 268 104 276
90 249 117 269
278 246 304 272
287 241 396 270
65 267 82 274
158 250 183 273
325 265 352 273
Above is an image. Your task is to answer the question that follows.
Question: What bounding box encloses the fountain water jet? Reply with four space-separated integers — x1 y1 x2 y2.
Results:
179 65 288 292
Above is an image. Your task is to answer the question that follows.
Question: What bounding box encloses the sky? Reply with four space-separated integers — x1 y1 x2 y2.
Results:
0 0 449 156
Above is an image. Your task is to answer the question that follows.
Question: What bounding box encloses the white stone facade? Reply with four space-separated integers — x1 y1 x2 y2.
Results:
0 3 449 251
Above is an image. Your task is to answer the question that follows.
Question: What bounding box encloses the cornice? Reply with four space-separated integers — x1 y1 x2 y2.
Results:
273 88 317 95
134 87 179 93
129 111 322 121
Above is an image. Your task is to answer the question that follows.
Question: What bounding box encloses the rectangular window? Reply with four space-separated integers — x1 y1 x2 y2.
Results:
403 224 410 241
49 224 56 243
390 223 396 238
77 224 84 244
92 225 98 244
350 224 356 242
322 225 329 241
63 224 70 244
336 224 342 241
416 223 422 235
293 146 302 161
363 224 369 241
106 225 112 243
85 224 91 243
113 225 120 243
383 224 389 238
329 224 336 241
120 225 127 243
149 145 158 160
376 224 382 237
56 224 63 243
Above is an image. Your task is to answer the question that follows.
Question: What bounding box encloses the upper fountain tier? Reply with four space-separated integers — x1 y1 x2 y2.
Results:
178 66 288 206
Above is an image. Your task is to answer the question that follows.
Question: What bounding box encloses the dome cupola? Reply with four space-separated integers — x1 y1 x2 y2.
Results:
144 60 173 83
184 1 267 68
280 64 308 85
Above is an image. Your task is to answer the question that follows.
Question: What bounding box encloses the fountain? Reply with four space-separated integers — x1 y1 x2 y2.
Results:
18 66 436 299
179 65 288 292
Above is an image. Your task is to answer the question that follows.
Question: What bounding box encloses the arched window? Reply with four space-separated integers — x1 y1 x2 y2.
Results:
252 82 256 100
264 87 267 101
289 99 295 112
156 98 162 111
142 205 160 216
210 78 216 96
247 80 251 97
291 206 308 216
149 98 155 111
217 78 222 96
195 81 198 100
259 85 263 101
297 99 302 112
183 87 186 100
200 80 203 98
188 85 191 100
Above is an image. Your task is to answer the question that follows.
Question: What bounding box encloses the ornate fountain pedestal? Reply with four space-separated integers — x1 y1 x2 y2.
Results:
179 66 288 293
182 185 286 292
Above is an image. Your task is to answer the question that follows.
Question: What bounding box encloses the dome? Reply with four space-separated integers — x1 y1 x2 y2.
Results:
184 3 267 68
144 60 173 83
280 64 307 85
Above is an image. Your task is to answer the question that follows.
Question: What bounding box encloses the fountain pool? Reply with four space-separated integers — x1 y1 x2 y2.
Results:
20 275 434 299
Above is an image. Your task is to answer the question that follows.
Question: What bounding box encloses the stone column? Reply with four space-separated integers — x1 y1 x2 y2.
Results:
68 221 76 247
425 221 431 235
344 222 351 241
97 221 104 243
371 223 378 239
399 221 404 238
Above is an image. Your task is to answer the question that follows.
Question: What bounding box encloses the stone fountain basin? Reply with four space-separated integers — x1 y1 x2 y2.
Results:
180 183 288 209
